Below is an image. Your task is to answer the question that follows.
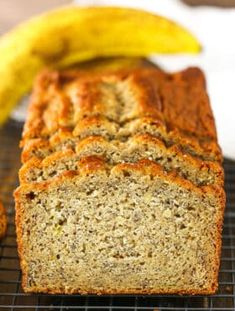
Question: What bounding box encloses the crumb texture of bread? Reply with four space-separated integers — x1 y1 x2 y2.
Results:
15 60 225 295
15 159 225 294
0 201 7 239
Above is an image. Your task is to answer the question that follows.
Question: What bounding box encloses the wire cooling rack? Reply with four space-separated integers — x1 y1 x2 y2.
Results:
0 121 235 311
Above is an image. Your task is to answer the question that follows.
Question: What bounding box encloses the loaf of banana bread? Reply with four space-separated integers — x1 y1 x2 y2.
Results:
15 60 225 294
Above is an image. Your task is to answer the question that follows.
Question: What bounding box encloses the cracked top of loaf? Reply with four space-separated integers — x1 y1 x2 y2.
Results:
21 66 221 162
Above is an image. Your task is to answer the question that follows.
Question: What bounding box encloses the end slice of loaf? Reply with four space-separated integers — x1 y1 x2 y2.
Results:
15 157 225 294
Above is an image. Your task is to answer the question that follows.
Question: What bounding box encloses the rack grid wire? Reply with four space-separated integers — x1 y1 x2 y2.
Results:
0 120 235 311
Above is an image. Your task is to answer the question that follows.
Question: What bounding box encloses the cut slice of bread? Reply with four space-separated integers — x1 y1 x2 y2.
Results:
15 157 225 294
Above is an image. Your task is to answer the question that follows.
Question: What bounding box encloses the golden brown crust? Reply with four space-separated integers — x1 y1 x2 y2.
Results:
20 66 221 162
0 201 7 240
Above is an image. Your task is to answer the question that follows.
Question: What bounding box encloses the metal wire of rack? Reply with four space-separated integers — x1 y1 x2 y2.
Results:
0 121 235 310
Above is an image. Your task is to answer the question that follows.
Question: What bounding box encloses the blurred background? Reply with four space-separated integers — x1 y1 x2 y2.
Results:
0 0 235 158
0 0 71 34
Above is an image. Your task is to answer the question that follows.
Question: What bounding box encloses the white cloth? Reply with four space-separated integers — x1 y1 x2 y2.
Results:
12 0 235 158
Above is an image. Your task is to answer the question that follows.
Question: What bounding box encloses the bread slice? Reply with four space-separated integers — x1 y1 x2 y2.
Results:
19 134 223 186
15 157 225 294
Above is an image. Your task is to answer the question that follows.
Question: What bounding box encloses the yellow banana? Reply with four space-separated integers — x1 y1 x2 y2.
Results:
0 6 201 124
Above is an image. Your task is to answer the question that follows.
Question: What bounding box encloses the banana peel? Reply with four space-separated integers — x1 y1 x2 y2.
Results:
0 6 201 125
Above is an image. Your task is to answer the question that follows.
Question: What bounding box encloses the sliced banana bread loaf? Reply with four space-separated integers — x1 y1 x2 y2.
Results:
15 62 225 294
